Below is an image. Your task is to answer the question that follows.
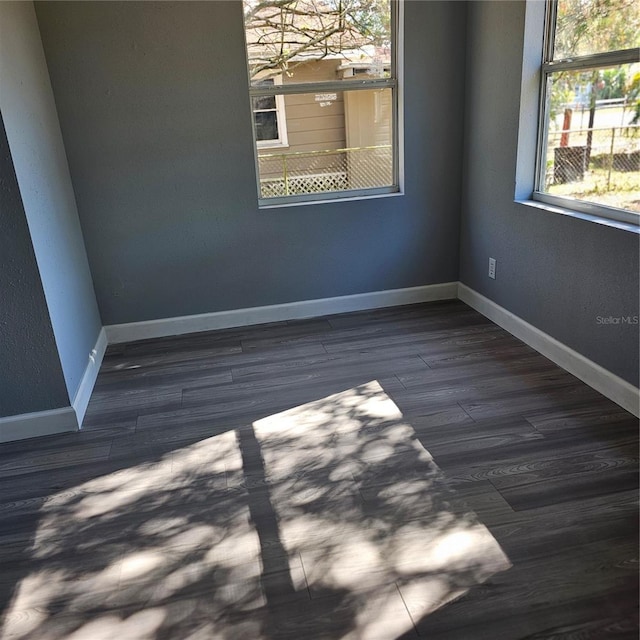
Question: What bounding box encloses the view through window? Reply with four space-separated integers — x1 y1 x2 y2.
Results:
243 0 399 204
537 0 640 218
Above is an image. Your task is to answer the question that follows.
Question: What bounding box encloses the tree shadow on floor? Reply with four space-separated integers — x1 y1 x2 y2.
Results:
0 378 515 640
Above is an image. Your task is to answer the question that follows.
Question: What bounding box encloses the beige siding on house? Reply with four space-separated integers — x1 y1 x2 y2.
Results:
282 59 339 84
286 114 344 133
344 88 393 188
284 126 345 148
284 101 344 121
280 59 346 157
279 142 344 154
344 89 392 149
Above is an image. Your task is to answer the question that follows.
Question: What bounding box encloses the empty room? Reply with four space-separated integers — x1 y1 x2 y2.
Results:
0 0 638 638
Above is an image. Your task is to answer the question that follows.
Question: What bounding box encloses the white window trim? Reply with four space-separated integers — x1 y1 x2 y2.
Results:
530 0 640 228
253 76 289 150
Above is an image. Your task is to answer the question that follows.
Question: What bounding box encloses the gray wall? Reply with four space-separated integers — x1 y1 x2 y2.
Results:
0 1 103 401
460 1 639 386
35 1 466 325
0 113 69 417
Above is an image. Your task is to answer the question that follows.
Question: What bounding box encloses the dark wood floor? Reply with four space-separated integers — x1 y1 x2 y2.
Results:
0 300 638 639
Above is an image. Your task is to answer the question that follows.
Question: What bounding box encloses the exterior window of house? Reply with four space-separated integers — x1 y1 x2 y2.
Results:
253 79 288 148
242 0 400 205
535 0 640 223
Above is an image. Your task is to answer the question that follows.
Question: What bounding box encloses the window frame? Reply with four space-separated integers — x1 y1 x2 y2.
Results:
253 77 289 150
244 0 402 207
533 0 640 226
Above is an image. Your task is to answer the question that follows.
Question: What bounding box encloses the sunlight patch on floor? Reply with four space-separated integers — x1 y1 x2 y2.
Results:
2 381 510 640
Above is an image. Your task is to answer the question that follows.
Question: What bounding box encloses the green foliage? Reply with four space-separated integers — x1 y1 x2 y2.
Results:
549 0 640 129
554 0 640 59
596 68 627 100
628 72 640 126
548 72 576 125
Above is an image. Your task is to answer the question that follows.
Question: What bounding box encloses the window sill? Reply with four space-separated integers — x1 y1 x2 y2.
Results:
257 142 289 151
515 198 640 235
259 188 403 209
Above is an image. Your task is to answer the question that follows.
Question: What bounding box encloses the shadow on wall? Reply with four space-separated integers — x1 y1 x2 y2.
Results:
0 380 511 639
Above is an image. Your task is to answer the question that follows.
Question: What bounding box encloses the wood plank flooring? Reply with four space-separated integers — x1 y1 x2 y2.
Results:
0 299 637 639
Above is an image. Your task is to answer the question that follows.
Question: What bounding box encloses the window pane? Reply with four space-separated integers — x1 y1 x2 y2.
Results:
554 0 640 60
253 95 276 111
243 0 391 85
256 88 393 198
540 64 640 212
254 111 279 141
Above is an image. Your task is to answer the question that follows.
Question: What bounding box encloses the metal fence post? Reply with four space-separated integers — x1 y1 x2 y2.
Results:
283 155 289 196
607 126 616 191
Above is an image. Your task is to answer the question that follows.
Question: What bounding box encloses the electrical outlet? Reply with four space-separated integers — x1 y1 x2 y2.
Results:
488 257 496 279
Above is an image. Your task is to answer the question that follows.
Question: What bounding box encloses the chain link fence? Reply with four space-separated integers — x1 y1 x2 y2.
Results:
545 125 639 211
258 145 393 198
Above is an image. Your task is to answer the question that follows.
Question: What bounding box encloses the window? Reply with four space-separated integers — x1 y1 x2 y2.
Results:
242 0 400 205
253 78 288 148
535 0 640 223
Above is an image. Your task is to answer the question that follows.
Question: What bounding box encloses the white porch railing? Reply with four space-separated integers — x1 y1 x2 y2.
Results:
258 145 393 198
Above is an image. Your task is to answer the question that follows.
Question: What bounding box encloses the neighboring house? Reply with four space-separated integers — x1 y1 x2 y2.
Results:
254 54 393 196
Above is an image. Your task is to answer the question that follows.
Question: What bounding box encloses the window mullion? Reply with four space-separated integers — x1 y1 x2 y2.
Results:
544 47 640 72
249 78 396 98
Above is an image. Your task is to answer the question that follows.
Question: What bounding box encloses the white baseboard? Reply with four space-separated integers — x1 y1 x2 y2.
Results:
105 282 459 344
458 283 640 417
0 329 105 442
72 328 107 427
0 407 78 444
4 281 636 444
